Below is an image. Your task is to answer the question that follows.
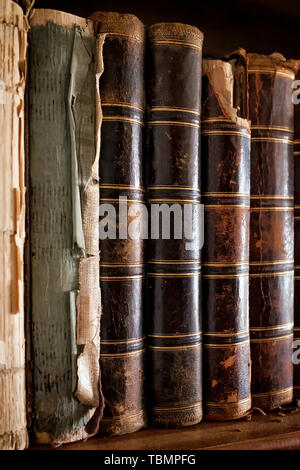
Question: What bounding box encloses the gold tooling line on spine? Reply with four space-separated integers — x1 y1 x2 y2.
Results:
104 32 144 43
250 323 293 332
205 204 250 209
100 275 144 281
151 39 203 51
148 331 202 338
148 185 200 191
149 106 200 115
100 198 145 203
102 116 144 126
250 334 293 343
148 120 200 128
248 68 295 79
101 336 145 345
250 207 293 211
201 118 234 123
203 273 248 279
147 272 201 278
202 130 250 138
101 411 144 422
148 259 200 264
99 184 145 192
250 195 294 200
153 402 202 411
251 387 293 398
206 398 251 407
149 343 201 351
249 259 294 266
251 125 294 133
203 192 249 197
251 137 293 144
204 340 249 348
101 102 145 112
204 330 248 337
249 271 294 278
101 349 146 358
203 262 248 267
148 198 200 204
100 262 145 268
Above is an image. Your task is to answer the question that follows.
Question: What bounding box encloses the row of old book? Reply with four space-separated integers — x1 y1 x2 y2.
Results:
1 0 300 449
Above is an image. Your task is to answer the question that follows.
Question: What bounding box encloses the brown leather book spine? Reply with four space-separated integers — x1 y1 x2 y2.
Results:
147 22 203 427
201 60 251 420
248 53 294 408
91 12 147 435
294 64 300 400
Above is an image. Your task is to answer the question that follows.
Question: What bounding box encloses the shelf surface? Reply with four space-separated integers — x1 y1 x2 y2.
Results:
29 407 300 450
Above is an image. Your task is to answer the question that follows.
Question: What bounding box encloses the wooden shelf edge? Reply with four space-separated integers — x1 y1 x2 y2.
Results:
28 408 300 450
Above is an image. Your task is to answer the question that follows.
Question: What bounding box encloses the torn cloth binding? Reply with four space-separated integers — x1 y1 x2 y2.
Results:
28 8 103 445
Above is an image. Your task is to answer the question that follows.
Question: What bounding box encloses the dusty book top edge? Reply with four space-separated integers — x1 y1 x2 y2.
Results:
90 11 145 41
0 0 24 26
148 22 203 47
30 8 92 32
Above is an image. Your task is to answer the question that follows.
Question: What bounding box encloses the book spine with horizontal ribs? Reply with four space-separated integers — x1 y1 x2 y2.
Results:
293 63 300 399
201 59 251 420
247 53 294 408
0 0 28 450
146 22 203 427
28 9 102 445
90 11 147 436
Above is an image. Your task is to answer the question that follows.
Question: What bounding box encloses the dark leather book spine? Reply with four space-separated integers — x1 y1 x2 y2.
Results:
247 53 294 408
202 60 251 420
294 64 300 399
91 12 147 435
147 23 203 427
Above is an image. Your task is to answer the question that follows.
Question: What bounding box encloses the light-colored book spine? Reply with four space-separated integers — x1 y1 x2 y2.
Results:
0 0 28 450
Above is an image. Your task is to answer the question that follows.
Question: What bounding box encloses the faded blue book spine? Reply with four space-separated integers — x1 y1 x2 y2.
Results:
28 10 102 445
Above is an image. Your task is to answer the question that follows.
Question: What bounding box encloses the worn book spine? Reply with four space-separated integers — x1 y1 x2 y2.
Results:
202 60 251 420
0 0 28 450
90 12 146 436
147 23 203 427
28 9 103 445
294 64 300 399
247 53 294 408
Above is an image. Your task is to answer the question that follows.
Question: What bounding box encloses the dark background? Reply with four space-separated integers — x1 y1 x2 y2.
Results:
26 0 299 59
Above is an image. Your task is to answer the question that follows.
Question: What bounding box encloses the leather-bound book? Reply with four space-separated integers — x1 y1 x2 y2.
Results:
147 23 203 427
247 53 295 408
90 12 147 435
0 0 28 449
293 63 300 399
202 60 251 420
28 9 102 445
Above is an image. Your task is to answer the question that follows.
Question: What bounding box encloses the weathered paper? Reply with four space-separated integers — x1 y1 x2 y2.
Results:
0 0 28 450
